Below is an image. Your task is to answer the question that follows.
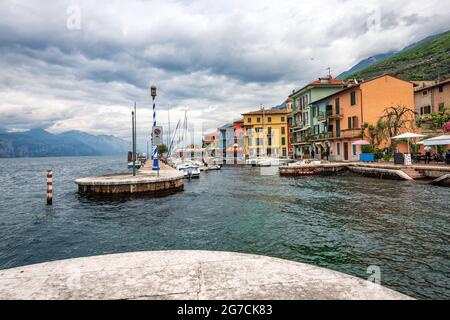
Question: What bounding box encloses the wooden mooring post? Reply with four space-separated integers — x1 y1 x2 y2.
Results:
47 170 53 205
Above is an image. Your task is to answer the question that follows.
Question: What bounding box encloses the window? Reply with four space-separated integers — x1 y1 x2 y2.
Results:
420 105 431 115
267 117 272 123
281 137 286 145
335 98 340 114
337 143 341 156
247 117 252 123
282 148 287 157
336 120 341 137
268 137 272 146
352 145 357 156
268 127 272 135
439 103 445 112
256 138 263 146
248 138 252 146
439 85 443 93
314 125 320 135
422 90 428 96
281 126 286 135
350 91 356 106
246 128 252 136
281 116 285 122
257 117 261 123
347 116 359 129
267 148 272 156
255 127 263 133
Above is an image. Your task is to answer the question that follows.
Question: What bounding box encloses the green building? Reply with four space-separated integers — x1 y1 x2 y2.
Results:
289 76 344 158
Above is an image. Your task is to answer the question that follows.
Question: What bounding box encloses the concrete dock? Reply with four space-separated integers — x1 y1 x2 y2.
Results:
75 162 184 194
280 162 450 185
0 250 412 300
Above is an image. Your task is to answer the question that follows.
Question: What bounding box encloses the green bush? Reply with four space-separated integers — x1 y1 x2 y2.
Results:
361 145 373 153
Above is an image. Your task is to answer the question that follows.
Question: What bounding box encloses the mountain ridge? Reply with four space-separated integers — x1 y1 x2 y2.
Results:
0 129 130 158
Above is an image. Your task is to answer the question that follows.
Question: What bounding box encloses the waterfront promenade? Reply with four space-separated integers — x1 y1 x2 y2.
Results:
0 250 412 300
280 161 450 185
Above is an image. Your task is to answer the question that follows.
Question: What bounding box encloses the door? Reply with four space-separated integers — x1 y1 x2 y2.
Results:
343 142 349 161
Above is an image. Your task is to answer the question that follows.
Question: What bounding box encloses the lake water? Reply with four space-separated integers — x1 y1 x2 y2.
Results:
0 155 448 299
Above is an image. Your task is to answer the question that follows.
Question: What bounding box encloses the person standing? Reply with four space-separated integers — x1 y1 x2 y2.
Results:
424 145 432 164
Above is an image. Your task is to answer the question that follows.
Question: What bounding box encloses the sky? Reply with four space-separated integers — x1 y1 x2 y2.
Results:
0 0 449 148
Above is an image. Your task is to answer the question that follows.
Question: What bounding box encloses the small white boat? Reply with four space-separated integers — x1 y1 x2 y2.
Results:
128 160 142 169
176 164 201 179
246 157 292 167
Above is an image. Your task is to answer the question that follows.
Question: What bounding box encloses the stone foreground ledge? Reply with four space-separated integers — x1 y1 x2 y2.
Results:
0 250 412 300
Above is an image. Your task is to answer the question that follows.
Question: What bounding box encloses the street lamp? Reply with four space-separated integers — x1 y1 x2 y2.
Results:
150 84 160 172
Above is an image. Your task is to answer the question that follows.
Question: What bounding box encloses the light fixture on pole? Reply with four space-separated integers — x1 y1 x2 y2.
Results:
150 84 160 172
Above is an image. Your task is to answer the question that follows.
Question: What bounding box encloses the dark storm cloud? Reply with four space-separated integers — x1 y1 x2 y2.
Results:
0 0 449 140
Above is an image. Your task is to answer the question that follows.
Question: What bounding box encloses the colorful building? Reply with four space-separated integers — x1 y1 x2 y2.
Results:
242 108 290 159
414 78 450 117
290 76 344 158
231 118 245 164
325 75 414 161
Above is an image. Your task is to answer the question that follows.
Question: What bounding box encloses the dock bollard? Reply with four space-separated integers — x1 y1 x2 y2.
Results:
47 170 53 205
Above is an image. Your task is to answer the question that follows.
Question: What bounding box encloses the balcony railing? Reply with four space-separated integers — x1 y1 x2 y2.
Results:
310 131 333 141
317 112 326 122
340 128 362 138
327 111 344 119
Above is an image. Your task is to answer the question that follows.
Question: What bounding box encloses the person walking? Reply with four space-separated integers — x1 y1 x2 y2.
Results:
424 145 432 164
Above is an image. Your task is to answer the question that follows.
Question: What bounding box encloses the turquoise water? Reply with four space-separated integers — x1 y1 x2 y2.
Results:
0 155 448 299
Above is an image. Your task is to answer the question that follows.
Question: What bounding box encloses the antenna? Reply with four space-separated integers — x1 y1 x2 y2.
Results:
325 67 331 77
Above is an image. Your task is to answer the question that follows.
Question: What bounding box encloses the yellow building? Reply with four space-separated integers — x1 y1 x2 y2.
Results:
242 108 290 158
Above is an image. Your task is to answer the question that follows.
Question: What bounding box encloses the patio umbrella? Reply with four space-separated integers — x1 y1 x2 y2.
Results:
352 140 370 145
392 132 426 154
421 135 450 146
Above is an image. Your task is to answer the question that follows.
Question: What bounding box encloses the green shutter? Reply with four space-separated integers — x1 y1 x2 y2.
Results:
281 137 286 145
335 98 340 114
350 92 356 105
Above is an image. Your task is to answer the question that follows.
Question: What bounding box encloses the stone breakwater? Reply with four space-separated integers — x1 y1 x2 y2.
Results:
0 251 412 300
75 162 184 195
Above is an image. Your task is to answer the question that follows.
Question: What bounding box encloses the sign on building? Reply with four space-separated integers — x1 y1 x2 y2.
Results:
152 126 163 145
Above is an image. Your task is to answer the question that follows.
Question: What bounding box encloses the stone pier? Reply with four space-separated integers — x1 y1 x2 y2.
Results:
75 162 184 195
0 251 412 300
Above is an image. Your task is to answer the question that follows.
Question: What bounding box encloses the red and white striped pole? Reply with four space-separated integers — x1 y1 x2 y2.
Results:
47 170 53 205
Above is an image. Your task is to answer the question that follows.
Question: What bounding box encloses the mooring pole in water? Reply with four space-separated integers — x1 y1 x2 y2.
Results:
47 170 53 205
132 111 136 176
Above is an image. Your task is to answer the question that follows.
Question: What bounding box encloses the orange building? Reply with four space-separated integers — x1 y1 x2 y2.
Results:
327 75 414 161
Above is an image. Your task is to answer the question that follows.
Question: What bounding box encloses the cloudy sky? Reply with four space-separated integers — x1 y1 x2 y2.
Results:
0 0 449 147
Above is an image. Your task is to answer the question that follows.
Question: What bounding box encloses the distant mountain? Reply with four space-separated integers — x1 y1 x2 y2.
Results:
346 30 450 81
0 128 129 158
337 51 397 79
59 130 129 156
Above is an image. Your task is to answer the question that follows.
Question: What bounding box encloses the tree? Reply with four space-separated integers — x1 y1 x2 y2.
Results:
379 105 416 151
157 144 168 156
361 121 386 152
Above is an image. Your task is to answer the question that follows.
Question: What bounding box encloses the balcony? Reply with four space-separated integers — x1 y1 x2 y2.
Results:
327 111 344 120
310 131 334 141
339 128 362 138
317 111 327 122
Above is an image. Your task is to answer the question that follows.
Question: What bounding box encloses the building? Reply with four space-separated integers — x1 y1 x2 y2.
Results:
218 123 234 164
324 75 414 161
414 78 450 117
242 108 290 159
231 118 246 164
290 76 344 158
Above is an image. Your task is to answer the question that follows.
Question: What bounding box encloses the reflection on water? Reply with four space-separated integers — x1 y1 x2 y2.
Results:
0 155 448 299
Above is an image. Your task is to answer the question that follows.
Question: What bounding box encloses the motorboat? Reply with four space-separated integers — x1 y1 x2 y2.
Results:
176 163 201 179
128 160 142 169
246 157 293 167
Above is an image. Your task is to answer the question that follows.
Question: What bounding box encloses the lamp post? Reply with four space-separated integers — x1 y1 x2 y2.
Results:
151 84 160 172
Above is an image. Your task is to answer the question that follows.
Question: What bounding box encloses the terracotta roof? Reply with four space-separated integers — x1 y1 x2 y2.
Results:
242 108 289 116
289 76 344 97
414 78 450 92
